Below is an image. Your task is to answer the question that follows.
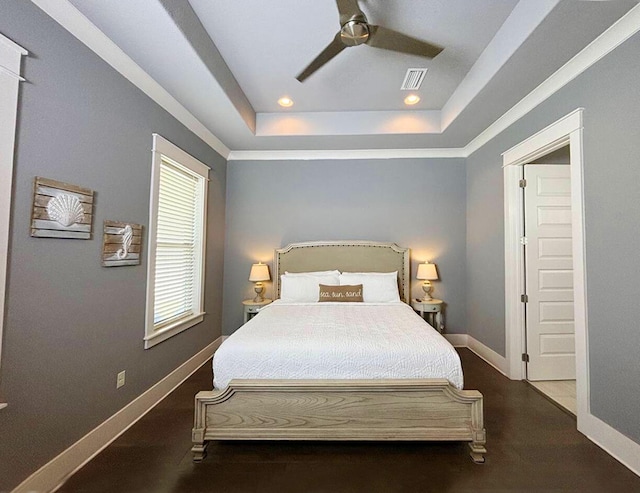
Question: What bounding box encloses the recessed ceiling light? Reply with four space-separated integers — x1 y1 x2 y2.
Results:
278 97 294 107
404 94 420 106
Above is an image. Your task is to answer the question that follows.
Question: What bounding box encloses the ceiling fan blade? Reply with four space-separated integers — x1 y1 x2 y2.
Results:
336 0 365 25
367 25 443 59
296 33 347 82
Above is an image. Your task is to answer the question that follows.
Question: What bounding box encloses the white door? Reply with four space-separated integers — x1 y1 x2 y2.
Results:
524 164 575 381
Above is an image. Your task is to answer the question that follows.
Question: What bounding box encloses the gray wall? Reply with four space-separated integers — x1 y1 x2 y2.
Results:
223 158 467 335
0 2 226 490
466 32 640 443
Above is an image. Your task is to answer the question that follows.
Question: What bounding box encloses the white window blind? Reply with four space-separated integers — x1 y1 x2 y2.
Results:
145 134 209 349
153 158 200 328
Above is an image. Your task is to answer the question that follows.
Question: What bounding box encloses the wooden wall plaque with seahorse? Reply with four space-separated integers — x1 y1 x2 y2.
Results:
102 220 143 267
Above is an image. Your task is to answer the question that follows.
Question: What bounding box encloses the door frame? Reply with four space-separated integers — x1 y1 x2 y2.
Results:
502 108 589 427
0 33 28 411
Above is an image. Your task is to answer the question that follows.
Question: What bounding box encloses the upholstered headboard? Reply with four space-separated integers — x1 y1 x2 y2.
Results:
274 241 410 302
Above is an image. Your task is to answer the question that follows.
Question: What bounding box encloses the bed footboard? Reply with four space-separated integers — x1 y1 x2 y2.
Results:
192 379 486 463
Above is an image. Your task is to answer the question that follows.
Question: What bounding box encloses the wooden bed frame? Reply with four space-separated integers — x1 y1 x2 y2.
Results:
192 241 486 463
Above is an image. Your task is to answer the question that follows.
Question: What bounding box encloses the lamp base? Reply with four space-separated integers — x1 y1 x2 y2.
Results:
421 281 433 302
253 284 265 303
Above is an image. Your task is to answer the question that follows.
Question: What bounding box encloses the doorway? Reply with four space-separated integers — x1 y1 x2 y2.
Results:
502 109 589 429
522 150 576 414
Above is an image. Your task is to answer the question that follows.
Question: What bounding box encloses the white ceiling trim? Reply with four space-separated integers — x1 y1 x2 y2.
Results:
234 3 640 162
32 0 640 162
30 0 231 159
465 1 640 158
227 148 465 161
249 1 558 140
257 110 442 137
440 0 560 131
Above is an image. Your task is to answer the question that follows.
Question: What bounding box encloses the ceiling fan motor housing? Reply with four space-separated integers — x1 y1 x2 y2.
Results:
340 19 370 46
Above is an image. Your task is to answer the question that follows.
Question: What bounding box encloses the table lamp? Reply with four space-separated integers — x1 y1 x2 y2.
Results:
416 262 438 301
249 262 270 302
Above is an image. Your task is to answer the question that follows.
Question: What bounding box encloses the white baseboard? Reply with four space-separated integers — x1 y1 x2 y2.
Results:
447 333 639 478
13 333 639 490
444 333 509 376
13 337 223 493
443 333 468 347
466 335 509 377
582 413 640 477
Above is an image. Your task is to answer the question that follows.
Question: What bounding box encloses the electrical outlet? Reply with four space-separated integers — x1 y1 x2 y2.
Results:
116 370 126 389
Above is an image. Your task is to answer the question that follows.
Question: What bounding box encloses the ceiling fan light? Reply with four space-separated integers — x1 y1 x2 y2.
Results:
278 97 294 107
404 94 420 105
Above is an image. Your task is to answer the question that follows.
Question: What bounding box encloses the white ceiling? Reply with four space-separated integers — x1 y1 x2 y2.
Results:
191 0 518 113
65 0 638 152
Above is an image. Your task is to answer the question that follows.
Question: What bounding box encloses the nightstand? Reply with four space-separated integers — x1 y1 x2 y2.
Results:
243 299 272 323
411 299 444 333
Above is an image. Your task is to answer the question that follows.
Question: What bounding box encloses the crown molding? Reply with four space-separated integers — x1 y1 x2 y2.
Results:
465 2 640 158
230 3 640 162
227 148 465 162
441 0 560 132
30 0 231 159
32 1 640 161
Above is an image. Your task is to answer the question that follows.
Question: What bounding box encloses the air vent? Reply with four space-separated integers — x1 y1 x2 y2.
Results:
401 68 428 90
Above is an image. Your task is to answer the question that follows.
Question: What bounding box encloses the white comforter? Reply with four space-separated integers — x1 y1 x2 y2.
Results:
213 301 463 389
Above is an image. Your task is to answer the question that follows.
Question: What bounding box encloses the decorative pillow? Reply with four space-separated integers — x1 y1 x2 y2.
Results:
338 272 400 303
285 270 341 277
280 274 340 302
318 284 363 302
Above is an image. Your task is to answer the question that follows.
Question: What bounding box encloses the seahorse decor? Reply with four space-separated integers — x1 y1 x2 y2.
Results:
102 220 143 267
116 224 133 259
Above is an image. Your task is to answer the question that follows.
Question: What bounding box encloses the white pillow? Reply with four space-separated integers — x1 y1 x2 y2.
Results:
285 270 341 277
280 273 340 302
338 272 400 303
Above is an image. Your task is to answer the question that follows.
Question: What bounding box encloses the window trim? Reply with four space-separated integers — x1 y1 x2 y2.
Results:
0 33 28 409
144 134 209 349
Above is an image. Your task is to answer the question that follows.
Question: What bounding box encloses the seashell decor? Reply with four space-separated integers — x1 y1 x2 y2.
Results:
31 177 94 239
47 194 85 227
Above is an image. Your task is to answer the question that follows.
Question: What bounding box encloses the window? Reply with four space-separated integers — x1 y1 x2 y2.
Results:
145 134 209 349
0 33 28 408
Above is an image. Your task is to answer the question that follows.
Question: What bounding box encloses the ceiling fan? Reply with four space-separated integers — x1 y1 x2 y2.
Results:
296 0 444 82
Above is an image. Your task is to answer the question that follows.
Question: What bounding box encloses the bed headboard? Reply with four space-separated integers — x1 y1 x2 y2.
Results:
274 241 410 302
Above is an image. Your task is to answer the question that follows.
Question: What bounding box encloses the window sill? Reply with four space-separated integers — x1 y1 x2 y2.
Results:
144 312 204 349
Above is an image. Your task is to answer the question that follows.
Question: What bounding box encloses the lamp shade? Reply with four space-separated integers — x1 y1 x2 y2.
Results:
416 262 438 280
249 262 270 282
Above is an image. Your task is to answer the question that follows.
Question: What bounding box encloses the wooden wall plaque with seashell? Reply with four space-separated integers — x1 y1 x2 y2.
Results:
31 177 95 239
102 220 143 267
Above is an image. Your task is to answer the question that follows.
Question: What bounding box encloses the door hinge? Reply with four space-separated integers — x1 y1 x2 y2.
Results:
519 179 527 188
520 236 528 245
521 294 528 303
522 353 530 363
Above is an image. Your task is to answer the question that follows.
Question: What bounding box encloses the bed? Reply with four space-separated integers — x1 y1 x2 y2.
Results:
192 241 486 463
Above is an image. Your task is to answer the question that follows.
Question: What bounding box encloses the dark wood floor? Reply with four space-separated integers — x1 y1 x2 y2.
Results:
58 349 640 492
